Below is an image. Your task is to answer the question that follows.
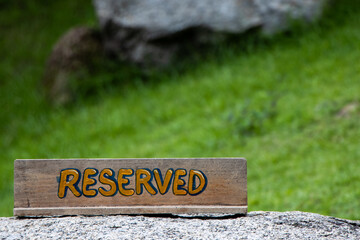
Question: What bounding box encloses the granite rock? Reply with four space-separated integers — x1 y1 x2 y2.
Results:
93 0 327 65
1 211 359 239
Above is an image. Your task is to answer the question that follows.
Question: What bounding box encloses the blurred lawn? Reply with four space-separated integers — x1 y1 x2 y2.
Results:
1 1 360 219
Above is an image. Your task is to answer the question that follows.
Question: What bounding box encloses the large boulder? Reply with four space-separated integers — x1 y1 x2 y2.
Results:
93 0 327 65
1 211 359 239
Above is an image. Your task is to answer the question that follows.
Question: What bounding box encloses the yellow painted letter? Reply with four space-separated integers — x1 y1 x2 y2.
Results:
118 169 134 196
82 168 99 197
99 168 117 197
58 169 81 198
173 169 187 195
153 168 173 195
136 169 157 195
188 170 207 195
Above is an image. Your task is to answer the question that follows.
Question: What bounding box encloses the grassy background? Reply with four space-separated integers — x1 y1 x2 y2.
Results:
1 1 360 219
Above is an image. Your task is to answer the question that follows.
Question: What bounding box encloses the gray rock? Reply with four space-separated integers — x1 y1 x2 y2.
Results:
93 0 327 65
1 211 359 239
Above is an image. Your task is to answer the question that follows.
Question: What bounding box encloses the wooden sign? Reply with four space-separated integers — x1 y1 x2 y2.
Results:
14 158 247 216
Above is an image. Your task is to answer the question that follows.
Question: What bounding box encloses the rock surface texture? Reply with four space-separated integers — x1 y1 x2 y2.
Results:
93 0 327 65
1 211 359 239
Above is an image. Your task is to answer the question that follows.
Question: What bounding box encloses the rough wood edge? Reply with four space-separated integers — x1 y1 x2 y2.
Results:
14 206 248 216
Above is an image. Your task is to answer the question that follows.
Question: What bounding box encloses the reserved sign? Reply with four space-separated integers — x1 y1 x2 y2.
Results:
14 158 247 216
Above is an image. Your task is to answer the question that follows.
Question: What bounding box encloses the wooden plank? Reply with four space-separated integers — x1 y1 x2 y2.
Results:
14 158 247 216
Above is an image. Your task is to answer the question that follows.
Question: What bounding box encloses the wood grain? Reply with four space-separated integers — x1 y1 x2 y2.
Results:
14 158 247 216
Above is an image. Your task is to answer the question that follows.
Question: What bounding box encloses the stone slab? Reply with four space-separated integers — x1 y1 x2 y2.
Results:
1 211 359 239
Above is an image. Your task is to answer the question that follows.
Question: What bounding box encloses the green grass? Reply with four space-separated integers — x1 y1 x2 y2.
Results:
1 0 360 219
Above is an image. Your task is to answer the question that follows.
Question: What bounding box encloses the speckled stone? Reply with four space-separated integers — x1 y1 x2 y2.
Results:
1 211 359 239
